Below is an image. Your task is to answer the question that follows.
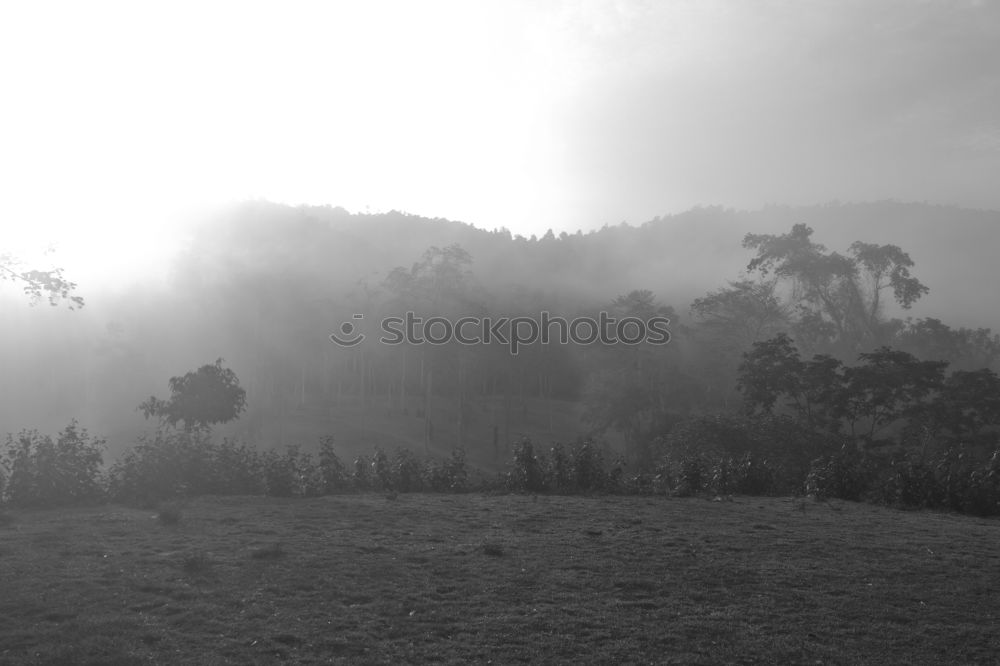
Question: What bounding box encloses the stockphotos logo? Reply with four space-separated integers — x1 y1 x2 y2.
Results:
329 311 671 355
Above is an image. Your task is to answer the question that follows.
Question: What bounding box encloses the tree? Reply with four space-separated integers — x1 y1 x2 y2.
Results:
737 333 807 416
743 224 927 353
383 244 475 308
738 334 948 442
839 348 946 442
690 279 789 351
582 290 687 463
737 333 847 433
139 358 247 430
921 368 1000 446
0 250 84 308
893 317 1000 371
689 279 791 409
738 335 947 444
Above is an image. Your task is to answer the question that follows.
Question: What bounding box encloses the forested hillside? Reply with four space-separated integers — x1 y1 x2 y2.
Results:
2 201 999 472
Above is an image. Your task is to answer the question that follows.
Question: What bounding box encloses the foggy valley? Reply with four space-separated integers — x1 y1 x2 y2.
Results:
4 200 1000 463
2 1 999 664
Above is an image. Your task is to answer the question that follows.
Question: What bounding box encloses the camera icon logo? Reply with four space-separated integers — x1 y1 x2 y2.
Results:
329 314 366 347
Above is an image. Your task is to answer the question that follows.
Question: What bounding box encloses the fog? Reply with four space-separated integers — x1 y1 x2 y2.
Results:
7 5 1000 663
3 1 998 242
1 200 997 465
2 1 999 465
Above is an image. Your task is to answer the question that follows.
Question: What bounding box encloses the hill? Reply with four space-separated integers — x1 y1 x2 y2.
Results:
2 199 998 456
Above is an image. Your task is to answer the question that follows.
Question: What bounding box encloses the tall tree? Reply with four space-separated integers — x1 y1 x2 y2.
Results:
743 224 927 353
689 279 790 408
690 279 789 350
582 290 684 462
383 244 480 451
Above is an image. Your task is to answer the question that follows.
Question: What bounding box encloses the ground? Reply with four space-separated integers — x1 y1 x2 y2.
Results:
0 493 997 664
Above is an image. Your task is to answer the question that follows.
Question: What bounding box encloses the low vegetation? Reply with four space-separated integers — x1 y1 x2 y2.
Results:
0 493 996 664
2 420 999 518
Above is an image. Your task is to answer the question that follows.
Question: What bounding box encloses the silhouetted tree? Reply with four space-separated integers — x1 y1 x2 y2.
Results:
139 358 247 430
743 224 927 353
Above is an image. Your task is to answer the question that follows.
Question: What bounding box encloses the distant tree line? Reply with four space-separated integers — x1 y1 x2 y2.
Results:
4 204 1000 517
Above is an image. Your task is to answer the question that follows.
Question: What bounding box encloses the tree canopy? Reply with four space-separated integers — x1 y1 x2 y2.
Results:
743 224 927 353
139 359 247 430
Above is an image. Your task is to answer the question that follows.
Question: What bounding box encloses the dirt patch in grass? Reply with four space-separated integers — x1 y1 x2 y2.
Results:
0 495 997 664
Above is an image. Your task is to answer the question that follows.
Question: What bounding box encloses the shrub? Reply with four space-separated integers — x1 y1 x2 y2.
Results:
662 416 749 461
505 439 619 494
107 427 214 505
260 449 294 497
507 439 545 492
391 448 424 492
713 453 780 496
874 445 1000 516
966 448 1000 516
371 448 392 491
108 428 266 505
883 455 940 508
544 443 573 492
445 448 470 492
616 471 663 495
318 436 349 493
1 421 105 507
674 453 710 497
424 448 469 493
935 445 982 513
804 443 874 501
571 440 608 492
658 414 836 493
352 454 373 490
206 438 265 495
261 446 321 497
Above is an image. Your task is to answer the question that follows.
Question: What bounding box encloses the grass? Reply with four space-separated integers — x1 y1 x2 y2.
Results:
249 542 285 560
0 494 997 664
156 502 183 526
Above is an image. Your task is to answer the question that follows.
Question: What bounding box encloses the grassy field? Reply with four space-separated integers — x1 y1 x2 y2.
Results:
0 493 997 665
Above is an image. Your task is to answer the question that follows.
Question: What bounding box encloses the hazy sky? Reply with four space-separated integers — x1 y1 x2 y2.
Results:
2 0 998 281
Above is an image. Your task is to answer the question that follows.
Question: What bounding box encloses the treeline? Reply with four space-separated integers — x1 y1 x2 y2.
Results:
5 201 1000 459
4 201 1000 518
170 211 1000 464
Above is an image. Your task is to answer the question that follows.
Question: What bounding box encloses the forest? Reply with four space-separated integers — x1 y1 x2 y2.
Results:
2 201 1000 515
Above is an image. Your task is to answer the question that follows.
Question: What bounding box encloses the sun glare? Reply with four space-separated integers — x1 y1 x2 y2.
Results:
1 0 584 289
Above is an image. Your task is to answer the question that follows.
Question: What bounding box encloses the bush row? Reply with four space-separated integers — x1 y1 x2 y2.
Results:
806 443 1000 516
502 438 790 498
2 422 998 516
0 423 105 507
105 431 474 506
0 426 473 508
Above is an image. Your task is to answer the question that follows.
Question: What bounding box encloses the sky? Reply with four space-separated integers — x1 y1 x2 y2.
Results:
1 0 998 285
